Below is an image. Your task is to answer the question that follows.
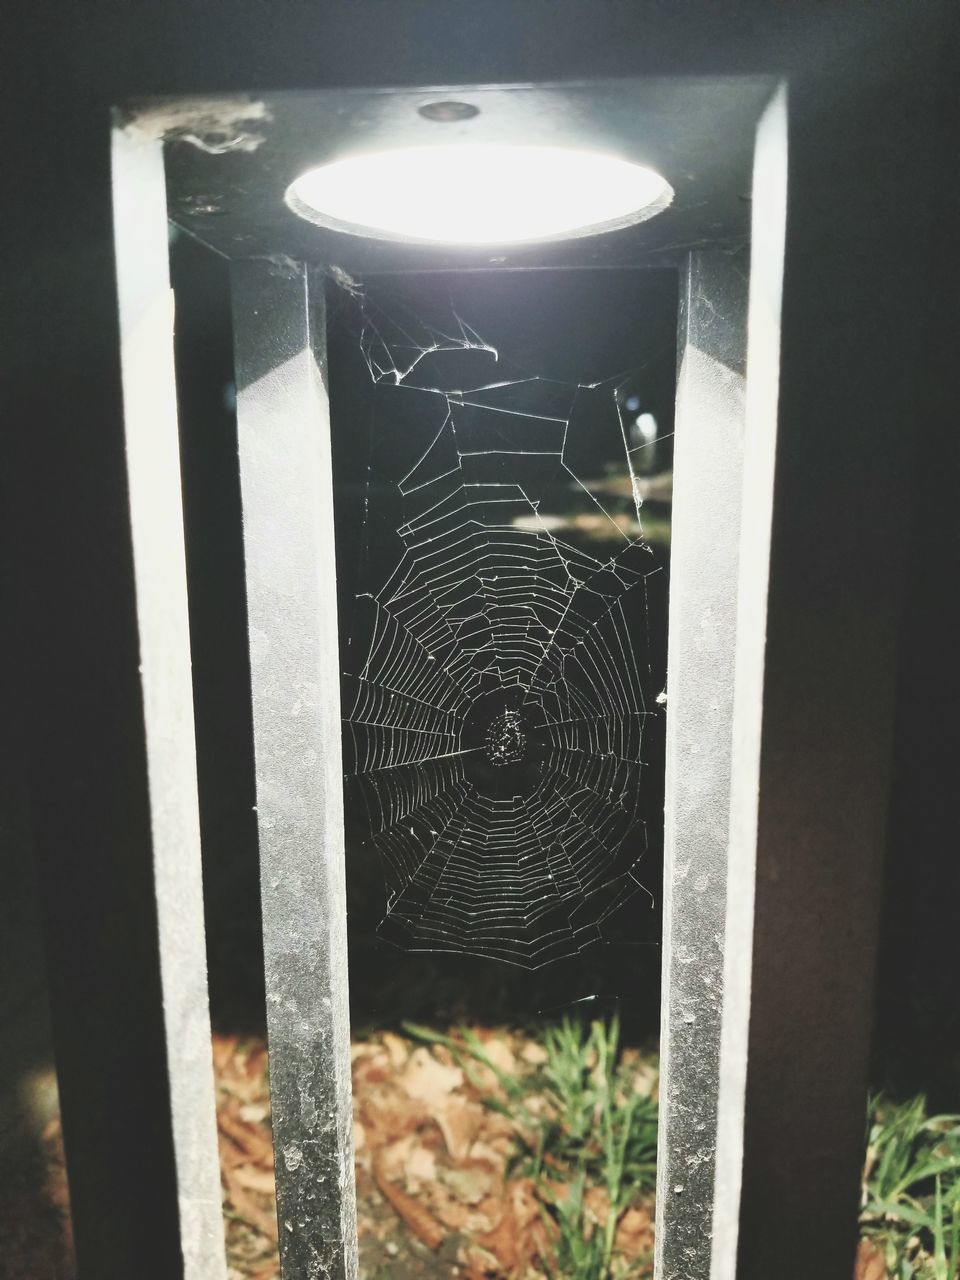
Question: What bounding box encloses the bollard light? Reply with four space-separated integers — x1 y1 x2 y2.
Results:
284 143 673 244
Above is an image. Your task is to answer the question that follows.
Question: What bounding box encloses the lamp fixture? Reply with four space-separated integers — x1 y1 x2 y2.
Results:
284 144 672 246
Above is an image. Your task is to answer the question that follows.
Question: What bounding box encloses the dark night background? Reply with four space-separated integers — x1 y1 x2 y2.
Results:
1 3 958 1277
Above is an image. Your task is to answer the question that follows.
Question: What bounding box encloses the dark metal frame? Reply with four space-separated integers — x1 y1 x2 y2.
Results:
5 6 944 1278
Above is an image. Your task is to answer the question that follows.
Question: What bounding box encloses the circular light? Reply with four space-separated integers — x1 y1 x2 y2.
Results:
285 144 672 245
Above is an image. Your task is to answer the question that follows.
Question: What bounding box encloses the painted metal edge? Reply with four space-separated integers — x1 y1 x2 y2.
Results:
655 248 749 1280
231 259 358 1280
111 122 229 1280
709 84 788 1280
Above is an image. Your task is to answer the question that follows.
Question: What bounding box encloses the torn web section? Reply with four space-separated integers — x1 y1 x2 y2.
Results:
327 269 676 1022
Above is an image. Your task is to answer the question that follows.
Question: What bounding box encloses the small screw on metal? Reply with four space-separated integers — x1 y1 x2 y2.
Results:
418 101 480 123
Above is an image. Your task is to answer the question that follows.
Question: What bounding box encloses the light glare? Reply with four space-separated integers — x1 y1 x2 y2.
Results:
285 144 672 245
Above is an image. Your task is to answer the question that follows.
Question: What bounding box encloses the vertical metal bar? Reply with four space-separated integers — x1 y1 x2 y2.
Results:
718 43 932 1274
231 260 357 1280
111 122 228 1279
655 250 748 1280
711 86 787 1280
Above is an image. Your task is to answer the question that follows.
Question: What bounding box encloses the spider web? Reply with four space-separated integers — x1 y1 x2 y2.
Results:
336 280 666 969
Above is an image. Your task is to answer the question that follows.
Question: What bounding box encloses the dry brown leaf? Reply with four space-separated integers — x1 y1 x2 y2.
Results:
238 1103 270 1126
469 1137 511 1168
457 1242 502 1280
520 1041 549 1066
632 1061 660 1098
433 1043 458 1069
219 1103 275 1165
482 1039 517 1077
441 1159 500 1206
476 1212 517 1275
372 1156 446 1251
435 1097 485 1159
245 1045 268 1080
405 1144 437 1185
223 1170 278 1239
231 1164 277 1195
376 1134 417 1183
212 1034 239 1074
355 1053 393 1088
350 1041 380 1062
475 1109 518 1147
509 1178 542 1230
218 1133 247 1169
854 1238 887 1280
400 1047 464 1101
583 1184 610 1234
361 1086 428 1141
432 1192 473 1232
616 1204 654 1259
477 1193 506 1226
477 1176 552 1279
221 1047 269 1104
382 1032 410 1070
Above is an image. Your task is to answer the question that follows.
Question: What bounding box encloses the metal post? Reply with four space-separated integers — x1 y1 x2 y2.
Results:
656 249 748 1280
718 52 929 1275
711 87 787 1280
110 122 228 1280
231 260 358 1280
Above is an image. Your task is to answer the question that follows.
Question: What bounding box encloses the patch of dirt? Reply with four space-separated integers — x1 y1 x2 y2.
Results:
213 1026 655 1279
0 1115 73 1280
3 1027 656 1280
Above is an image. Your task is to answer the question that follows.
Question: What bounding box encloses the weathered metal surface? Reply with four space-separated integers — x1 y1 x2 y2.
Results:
656 248 748 1280
231 260 357 1280
711 89 787 1280
111 123 228 1280
162 78 771 274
